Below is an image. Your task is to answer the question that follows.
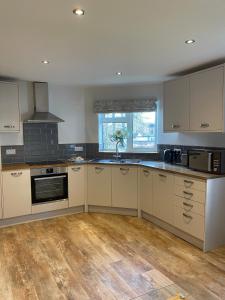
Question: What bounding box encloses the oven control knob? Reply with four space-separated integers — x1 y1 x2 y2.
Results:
46 168 54 174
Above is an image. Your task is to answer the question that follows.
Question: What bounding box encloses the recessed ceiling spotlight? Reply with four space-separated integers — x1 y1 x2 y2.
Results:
73 8 85 16
116 72 122 76
41 60 50 64
185 39 195 44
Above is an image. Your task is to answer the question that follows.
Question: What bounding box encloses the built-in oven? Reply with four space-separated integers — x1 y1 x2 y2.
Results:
31 166 68 204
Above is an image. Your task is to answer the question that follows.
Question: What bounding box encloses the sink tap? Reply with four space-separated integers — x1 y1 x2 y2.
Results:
113 140 121 160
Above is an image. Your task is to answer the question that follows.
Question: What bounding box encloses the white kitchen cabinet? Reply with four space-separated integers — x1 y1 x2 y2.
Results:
0 171 2 219
87 165 111 207
153 171 174 225
68 165 86 207
190 66 224 131
0 82 20 132
164 77 190 131
2 169 31 219
112 166 138 209
140 168 154 215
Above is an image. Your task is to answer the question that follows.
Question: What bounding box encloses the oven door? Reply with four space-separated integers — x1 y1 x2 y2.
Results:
31 173 68 204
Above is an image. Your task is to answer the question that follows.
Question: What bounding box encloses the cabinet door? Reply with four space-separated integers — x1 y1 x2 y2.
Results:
0 171 2 219
87 165 111 207
140 168 154 215
112 166 138 209
164 78 190 131
2 169 31 218
68 165 86 207
190 67 224 131
153 172 174 225
0 82 20 132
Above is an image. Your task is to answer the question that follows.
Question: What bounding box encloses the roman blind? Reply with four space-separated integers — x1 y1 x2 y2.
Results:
93 98 157 113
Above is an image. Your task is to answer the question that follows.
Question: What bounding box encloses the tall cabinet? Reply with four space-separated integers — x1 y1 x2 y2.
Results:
0 82 20 132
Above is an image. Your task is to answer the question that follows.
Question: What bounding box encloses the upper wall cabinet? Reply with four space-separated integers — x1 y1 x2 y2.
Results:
190 67 224 131
0 82 20 132
164 65 225 133
164 77 190 131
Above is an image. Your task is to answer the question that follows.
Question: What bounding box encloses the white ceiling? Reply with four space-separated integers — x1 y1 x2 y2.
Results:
0 0 225 86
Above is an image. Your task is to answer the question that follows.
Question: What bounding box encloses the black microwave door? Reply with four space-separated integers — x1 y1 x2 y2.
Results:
188 152 211 172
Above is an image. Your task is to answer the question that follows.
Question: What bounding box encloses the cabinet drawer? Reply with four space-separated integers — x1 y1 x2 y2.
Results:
175 185 205 203
175 176 206 191
174 206 204 240
174 196 205 216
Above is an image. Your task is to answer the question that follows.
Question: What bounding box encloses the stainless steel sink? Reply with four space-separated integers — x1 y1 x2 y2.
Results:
90 158 142 164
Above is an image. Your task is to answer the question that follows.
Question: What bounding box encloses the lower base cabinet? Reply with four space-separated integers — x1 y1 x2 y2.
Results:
140 168 154 215
87 165 111 206
112 166 138 209
2 169 31 219
68 165 86 207
153 172 174 225
174 206 204 240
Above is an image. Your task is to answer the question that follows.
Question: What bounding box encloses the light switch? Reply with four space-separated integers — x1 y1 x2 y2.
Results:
74 146 83 152
6 149 16 155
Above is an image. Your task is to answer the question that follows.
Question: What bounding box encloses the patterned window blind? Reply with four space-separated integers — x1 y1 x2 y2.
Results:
93 98 157 113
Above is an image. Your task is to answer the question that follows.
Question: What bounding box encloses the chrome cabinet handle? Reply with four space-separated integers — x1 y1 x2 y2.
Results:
11 171 22 177
72 167 81 172
200 123 209 128
184 180 193 185
95 167 104 173
171 123 180 129
183 213 193 220
143 169 150 176
159 174 167 178
120 167 129 174
183 202 193 208
183 191 193 197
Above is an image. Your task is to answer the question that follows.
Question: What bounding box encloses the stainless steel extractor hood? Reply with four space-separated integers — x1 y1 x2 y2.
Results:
24 82 64 123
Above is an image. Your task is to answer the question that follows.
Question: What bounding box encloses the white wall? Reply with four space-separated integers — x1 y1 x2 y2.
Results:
48 84 86 144
85 83 225 148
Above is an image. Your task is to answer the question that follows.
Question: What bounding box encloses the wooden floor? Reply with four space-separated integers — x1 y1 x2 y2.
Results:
0 213 225 300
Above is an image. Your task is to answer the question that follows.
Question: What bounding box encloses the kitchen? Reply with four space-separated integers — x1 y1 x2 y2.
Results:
1 1 225 300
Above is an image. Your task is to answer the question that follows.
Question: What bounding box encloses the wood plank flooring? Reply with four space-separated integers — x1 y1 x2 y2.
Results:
0 213 225 299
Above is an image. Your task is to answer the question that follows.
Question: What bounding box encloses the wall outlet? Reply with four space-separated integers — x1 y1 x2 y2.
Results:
74 146 83 152
6 149 16 155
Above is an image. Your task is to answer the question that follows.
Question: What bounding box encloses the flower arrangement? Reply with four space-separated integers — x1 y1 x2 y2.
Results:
111 129 127 151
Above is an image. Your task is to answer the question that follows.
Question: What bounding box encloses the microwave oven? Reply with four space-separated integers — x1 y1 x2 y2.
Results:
188 149 225 174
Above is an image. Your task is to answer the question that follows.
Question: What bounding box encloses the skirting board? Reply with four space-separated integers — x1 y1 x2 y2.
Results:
142 211 204 250
88 205 138 216
0 206 85 228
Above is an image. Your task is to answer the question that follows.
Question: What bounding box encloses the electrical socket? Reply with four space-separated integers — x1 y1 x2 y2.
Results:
74 146 83 152
6 149 16 155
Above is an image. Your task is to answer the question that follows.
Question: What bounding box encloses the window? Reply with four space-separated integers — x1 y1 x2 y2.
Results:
98 112 157 153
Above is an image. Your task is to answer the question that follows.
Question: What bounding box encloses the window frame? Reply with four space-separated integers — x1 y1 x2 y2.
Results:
98 111 158 153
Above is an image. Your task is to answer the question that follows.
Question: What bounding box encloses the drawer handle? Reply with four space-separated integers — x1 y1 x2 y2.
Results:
95 167 104 173
183 202 193 208
159 174 167 178
4 125 15 128
183 191 193 197
171 124 180 129
143 169 150 176
120 167 129 174
184 180 193 185
72 167 81 172
200 123 209 128
183 213 192 220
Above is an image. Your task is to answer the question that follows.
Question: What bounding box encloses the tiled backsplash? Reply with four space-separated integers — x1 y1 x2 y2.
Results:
1 123 86 164
4 130 224 164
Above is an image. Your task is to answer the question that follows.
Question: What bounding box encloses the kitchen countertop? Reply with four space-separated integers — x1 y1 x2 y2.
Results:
1 159 223 180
